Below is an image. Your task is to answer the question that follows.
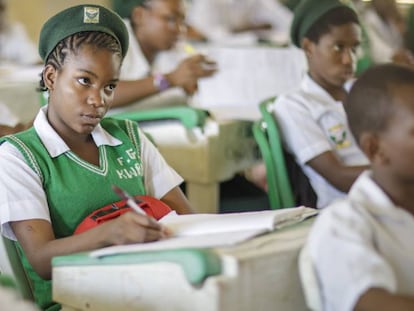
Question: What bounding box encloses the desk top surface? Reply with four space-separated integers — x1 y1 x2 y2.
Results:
52 217 315 285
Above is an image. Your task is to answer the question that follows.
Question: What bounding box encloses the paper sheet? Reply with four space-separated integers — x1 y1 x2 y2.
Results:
191 46 307 113
90 207 317 258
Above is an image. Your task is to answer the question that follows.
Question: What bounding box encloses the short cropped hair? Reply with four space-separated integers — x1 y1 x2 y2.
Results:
305 6 359 44
345 64 414 141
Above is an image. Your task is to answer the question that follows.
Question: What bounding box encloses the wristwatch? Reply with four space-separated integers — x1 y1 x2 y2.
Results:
153 73 170 91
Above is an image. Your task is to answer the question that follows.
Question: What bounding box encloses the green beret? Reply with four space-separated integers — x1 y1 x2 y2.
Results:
111 0 146 18
290 0 351 48
39 4 129 61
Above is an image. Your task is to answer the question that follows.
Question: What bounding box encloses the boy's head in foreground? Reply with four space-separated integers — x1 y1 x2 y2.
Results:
345 64 414 191
291 0 360 89
38 5 129 138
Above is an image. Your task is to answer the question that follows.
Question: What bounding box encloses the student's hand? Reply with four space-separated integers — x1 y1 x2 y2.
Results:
166 54 217 95
244 163 268 192
392 48 414 66
103 211 169 245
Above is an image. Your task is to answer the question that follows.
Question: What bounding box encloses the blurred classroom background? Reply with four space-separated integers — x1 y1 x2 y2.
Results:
4 0 414 214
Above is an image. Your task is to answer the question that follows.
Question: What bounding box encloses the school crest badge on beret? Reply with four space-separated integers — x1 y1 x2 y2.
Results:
84 7 100 24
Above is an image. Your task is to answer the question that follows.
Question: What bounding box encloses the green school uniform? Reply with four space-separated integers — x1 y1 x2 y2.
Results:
2 118 146 310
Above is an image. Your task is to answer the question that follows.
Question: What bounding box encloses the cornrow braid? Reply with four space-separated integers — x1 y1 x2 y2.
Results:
38 31 122 91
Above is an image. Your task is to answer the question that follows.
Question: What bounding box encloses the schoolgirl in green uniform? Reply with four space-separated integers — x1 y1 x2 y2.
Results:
0 4 193 310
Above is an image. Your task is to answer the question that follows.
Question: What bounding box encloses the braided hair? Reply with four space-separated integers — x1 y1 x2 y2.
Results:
38 31 122 91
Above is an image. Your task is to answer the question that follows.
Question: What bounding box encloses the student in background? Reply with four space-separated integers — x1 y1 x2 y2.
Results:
307 63 414 311
0 0 39 65
110 0 217 109
0 5 193 310
185 0 293 46
273 0 370 208
362 0 414 65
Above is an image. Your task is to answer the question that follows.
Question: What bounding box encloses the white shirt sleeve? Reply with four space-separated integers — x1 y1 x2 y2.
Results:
273 94 332 164
139 129 183 199
308 204 397 311
0 142 50 241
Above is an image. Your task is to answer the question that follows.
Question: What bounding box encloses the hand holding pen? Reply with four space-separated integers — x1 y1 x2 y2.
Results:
164 42 217 95
112 185 147 215
112 185 172 238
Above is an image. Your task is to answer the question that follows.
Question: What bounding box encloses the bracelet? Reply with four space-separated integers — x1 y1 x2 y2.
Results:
153 73 170 91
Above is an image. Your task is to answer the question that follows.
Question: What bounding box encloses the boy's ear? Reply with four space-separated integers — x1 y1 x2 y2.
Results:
301 37 314 57
43 64 57 91
359 132 387 164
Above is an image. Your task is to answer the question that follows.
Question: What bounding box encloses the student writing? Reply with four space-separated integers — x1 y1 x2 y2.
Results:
0 5 193 310
111 0 217 109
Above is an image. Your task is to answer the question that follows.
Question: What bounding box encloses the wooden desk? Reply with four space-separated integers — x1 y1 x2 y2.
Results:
53 218 315 311
141 118 259 213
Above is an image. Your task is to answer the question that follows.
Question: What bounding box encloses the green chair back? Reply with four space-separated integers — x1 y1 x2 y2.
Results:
0 236 34 301
110 106 208 129
259 97 296 208
252 120 281 209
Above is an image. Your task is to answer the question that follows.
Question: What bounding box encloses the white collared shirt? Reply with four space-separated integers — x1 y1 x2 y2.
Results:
119 19 151 81
308 171 414 311
273 74 369 208
108 19 187 115
0 106 183 240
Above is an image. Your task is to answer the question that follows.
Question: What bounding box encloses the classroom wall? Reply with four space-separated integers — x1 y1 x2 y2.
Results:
7 0 110 45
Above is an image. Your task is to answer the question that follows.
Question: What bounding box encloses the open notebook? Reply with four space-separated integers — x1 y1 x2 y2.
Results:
90 206 317 258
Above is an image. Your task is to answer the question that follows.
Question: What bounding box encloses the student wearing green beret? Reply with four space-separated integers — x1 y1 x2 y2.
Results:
272 0 370 208
110 0 217 111
0 4 193 310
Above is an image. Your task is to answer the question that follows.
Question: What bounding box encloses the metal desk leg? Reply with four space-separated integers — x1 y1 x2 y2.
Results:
186 182 219 214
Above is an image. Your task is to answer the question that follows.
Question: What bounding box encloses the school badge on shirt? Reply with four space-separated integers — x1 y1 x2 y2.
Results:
328 123 351 149
84 7 100 24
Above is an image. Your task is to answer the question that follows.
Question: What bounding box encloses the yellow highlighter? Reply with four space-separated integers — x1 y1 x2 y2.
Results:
182 42 218 71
